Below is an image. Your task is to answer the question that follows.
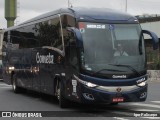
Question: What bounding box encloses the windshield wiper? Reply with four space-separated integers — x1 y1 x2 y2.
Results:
109 64 141 76
92 69 125 76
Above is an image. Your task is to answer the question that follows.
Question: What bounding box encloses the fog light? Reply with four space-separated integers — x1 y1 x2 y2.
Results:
83 93 94 100
140 92 147 99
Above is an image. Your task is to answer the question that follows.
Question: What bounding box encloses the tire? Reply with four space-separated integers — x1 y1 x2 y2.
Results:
12 75 21 93
56 81 68 108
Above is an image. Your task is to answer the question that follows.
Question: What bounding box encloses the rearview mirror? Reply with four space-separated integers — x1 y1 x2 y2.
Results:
66 27 83 47
142 30 159 50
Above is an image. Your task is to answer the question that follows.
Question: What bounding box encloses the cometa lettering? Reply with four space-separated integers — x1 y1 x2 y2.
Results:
112 75 127 79
36 52 54 64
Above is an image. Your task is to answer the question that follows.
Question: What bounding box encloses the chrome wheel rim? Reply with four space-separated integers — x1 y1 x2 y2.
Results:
57 86 60 100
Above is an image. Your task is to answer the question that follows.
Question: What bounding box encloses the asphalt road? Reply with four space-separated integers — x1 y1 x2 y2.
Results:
0 80 160 120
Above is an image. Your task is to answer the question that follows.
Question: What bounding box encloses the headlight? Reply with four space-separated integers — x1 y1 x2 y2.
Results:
9 66 15 70
137 81 147 87
86 82 97 88
74 75 97 88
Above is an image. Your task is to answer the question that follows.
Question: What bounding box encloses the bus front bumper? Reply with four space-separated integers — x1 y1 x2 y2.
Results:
79 83 148 104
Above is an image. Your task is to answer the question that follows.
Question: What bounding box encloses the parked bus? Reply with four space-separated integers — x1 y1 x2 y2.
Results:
2 7 159 108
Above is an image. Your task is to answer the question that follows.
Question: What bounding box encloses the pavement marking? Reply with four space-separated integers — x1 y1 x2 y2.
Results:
0 86 12 88
0 82 11 85
129 103 160 109
132 109 159 112
0 84 11 87
0 83 12 88
151 101 160 104
113 117 130 120
112 111 133 117
141 117 160 120
0 83 10 85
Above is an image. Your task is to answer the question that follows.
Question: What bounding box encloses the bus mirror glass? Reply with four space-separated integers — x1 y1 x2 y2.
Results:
66 27 83 47
142 30 159 50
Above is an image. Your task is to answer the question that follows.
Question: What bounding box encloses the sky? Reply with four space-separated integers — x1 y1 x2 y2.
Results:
1 0 160 28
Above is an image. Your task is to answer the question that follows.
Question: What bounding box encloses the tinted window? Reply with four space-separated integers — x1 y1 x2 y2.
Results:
7 15 62 50
34 16 62 49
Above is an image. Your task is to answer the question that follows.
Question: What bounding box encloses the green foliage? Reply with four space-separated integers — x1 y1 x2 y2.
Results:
33 22 59 47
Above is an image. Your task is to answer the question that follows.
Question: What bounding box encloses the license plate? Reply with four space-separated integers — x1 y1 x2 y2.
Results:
112 97 124 102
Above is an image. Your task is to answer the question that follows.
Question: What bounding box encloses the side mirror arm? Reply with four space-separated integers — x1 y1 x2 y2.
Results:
142 30 159 50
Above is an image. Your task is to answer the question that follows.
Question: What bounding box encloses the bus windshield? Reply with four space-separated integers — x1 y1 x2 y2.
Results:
79 22 146 75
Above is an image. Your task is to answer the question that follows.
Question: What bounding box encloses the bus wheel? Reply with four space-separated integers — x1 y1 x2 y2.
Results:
12 75 20 93
56 81 68 108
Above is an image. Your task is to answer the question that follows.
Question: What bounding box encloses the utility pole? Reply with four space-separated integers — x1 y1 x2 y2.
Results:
5 0 17 27
68 0 70 8
67 0 73 8
15 0 20 25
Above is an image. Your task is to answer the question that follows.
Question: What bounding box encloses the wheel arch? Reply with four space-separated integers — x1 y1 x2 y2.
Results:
11 71 15 84
54 74 61 95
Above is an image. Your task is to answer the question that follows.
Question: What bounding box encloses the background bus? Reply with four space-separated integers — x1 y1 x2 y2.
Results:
0 29 4 80
2 7 159 108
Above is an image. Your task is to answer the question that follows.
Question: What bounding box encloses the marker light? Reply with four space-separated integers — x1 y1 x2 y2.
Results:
79 22 85 28
74 75 97 88
86 82 97 88
137 81 147 87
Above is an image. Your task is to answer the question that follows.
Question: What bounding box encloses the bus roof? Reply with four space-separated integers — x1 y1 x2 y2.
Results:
71 7 137 22
6 7 138 31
